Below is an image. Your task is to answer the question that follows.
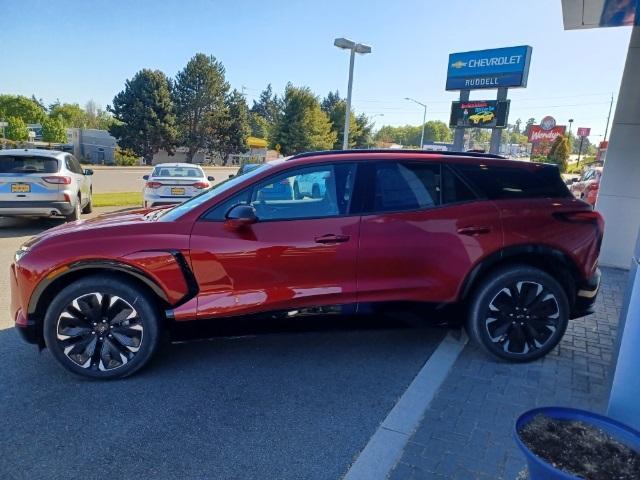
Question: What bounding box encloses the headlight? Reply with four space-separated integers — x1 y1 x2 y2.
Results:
14 246 30 263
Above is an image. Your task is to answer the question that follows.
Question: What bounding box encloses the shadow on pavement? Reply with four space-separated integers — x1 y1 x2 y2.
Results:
0 315 448 480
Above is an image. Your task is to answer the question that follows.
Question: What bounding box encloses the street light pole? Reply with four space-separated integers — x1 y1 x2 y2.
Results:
568 118 574 137
405 97 427 148
343 48 356 150
334 38 371 150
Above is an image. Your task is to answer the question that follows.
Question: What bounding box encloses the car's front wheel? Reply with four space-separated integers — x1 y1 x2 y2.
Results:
43 275 161 379
467 265 569 362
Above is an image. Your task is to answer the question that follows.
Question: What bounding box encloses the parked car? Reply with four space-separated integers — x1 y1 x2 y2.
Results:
238 163 261 176
569 166 602 207
12 150 603 378
0 149 93 221
293 171 328 199
142 163 214 208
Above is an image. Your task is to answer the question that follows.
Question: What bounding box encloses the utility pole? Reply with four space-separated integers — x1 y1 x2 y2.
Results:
604 92 614 142
577 135 585 165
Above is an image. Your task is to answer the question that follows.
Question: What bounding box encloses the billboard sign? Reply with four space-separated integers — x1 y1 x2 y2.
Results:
577 127 591 137
446 45 533 91
528 124 567 156
449 100 510 128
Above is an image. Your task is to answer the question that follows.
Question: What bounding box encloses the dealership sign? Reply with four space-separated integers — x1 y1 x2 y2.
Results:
449 100 510 129
446 45 533 91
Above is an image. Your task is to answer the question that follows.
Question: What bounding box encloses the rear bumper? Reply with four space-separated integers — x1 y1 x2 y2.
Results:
571 268 601 319
0 201 74 216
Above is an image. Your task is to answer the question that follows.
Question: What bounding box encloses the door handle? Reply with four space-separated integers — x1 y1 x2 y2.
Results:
457 226 491 236
314 234 350 244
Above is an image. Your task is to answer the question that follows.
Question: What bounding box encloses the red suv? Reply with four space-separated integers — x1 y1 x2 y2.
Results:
11 151 603 378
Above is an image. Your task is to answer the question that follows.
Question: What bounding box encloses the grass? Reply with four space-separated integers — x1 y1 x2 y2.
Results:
92 192 142 207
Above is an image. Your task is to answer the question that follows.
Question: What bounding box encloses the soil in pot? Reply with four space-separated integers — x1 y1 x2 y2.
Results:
518 414 640 480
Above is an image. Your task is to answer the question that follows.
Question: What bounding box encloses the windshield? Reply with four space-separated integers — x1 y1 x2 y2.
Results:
152 165 204 178
158 162 272 221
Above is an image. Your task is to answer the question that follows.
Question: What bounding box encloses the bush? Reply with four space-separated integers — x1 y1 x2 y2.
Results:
566 163 582 175
114 147 139 166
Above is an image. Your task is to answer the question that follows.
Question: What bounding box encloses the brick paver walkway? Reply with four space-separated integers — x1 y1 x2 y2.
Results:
389 267 629 480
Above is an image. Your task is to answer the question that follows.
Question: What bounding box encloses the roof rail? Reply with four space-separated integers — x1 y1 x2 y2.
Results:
288 149 506 160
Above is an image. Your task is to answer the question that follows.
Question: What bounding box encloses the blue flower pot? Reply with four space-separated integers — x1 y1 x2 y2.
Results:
514 407 640 480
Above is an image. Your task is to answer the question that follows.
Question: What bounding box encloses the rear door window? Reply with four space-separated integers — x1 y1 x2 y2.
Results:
0 156 59 174
363 162 441 213
453 163 571 199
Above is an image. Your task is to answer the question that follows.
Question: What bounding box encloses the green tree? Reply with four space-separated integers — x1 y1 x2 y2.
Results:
0 95 46 124
249 112 271 139
251 84 282 125
423 120 453 143
321 91 360 149
49 102 86 127
547 135 570 172
353 113 374 148
41 116 67 143
5 116 29 141
211 89 250 164
271 85 336 155
109 69 177 165
173 53 229 162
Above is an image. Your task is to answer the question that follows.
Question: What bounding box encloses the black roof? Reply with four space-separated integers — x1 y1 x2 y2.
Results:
289 149 506 160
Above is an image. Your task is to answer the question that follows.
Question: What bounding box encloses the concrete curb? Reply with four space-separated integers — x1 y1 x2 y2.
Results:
343 330 468 480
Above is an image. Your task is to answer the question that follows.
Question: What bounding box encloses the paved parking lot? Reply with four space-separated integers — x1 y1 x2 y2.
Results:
0 212 447 480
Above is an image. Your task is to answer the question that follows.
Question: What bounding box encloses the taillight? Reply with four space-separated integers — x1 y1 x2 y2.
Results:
192 182 209 189
43 176 72 184
146 181 162 189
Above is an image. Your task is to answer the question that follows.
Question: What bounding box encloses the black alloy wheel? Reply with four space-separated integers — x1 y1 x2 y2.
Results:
44 275 161 378
467 266 569 362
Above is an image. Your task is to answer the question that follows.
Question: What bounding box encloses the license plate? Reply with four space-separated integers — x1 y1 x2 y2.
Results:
11 183 31 193
170 187 185 196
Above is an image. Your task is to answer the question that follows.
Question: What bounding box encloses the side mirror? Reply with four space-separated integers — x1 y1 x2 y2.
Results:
143 175 149 180
207 176 215 182
229 174 234 179
225 204 258 228
84 169 94 176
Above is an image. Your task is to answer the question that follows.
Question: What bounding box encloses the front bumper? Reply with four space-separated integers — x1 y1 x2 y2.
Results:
571 267 601 319
0 201 75 217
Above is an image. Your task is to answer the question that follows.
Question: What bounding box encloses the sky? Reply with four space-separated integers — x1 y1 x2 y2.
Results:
0 0 632 142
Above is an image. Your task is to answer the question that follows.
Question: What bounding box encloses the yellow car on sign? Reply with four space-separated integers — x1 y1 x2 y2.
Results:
469 111 495 125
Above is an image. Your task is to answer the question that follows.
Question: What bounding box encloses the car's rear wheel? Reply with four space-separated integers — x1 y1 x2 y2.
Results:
65 198 81 222
82 191 93 214
467 265 569 362
43 275 161 379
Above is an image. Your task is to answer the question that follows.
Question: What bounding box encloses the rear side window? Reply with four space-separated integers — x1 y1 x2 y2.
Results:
370 162 440 212
441 165 477 204
0 156 59 173
453 163 571 199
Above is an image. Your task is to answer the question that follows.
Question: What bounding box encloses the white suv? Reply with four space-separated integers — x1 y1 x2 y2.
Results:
0 149 93 221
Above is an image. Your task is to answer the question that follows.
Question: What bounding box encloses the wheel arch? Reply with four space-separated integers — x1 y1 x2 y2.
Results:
28 261 171 345
459 244 581 308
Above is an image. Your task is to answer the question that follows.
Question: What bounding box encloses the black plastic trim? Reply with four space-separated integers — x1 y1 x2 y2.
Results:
289 149 506 160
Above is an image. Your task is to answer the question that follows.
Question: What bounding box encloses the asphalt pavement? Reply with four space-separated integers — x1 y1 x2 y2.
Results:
0 212 448 480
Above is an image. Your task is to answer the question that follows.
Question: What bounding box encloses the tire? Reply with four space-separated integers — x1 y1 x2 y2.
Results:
82 191 93 214
43 275 162 379
467 265 569 362
65 198 81 222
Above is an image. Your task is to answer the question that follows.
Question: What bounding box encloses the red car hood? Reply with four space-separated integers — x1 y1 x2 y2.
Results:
28 208 152 245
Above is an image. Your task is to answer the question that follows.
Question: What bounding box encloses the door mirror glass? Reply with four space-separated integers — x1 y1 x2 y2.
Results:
84 169 94 176
143 174 149 180
207 176 215 182
225 204 258 227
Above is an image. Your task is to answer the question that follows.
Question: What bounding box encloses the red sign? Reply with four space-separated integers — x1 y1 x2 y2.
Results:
577 127 591 137
528 125 566 156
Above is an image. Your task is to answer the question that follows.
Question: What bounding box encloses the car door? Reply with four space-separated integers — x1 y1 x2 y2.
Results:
65 155 88 203
355 161 502 304
189 162 359 319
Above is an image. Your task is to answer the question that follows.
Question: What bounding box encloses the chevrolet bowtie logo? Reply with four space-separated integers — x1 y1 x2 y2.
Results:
451 60 467 69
